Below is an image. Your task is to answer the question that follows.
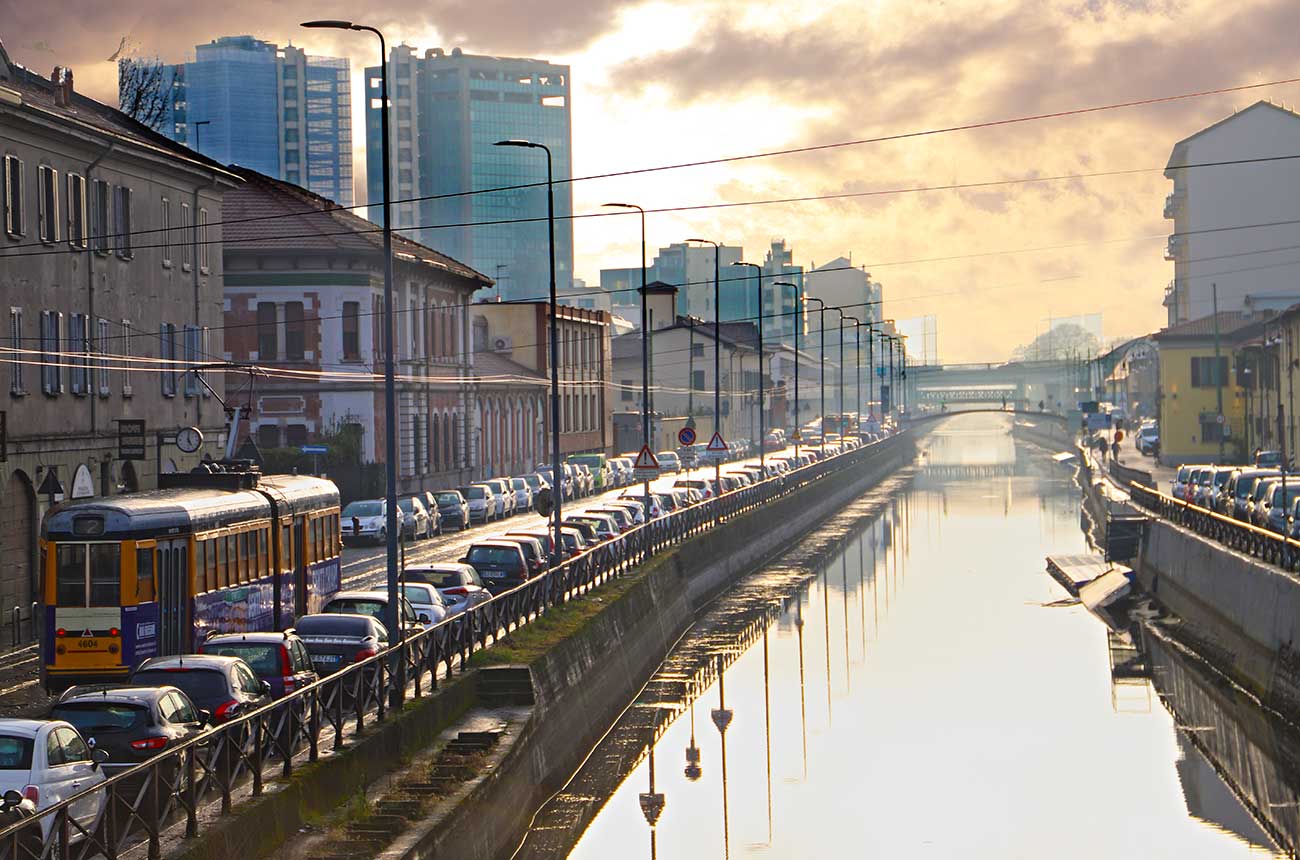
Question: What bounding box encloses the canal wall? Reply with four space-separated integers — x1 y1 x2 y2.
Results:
397 433 918 860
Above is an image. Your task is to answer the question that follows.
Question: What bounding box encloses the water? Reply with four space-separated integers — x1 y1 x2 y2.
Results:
519 414 1288 859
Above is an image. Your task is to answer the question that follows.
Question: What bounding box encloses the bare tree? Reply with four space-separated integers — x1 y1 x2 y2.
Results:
118 58 169 131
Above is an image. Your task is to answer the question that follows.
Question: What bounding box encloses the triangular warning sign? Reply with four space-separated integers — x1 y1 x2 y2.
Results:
633 445 660 470
706 431 729 452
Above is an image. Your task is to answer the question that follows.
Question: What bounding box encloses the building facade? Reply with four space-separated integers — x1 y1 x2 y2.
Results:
366 46 573 302
1164 101 1300 326
222 169 491 498
131 35 353 206
1 47 239 634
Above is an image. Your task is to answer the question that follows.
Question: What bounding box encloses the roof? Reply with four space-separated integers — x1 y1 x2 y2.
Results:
59 685 170 704
0 719 55 737
1167 101 1300 171
137 655 244 671
1153 311 1273 341
0 40 236 182
472 350 546 384
223 168 491 286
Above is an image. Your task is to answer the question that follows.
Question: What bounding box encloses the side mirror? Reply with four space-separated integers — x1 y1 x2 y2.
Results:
418 614 430 624
91 748 110 766
198 709 212 725
2 789 23 808
459 558 470 565
260 681 272 696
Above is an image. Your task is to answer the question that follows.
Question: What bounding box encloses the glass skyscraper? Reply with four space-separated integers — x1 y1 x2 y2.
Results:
366 46 574 301
131 35 353 205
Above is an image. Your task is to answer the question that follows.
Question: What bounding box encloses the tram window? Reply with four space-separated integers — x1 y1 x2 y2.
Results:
56 544 87 605
216 537 227 588
195 542 206 594
258 529 268 578
137 547 155 602
281 525 291 570
88 545 120 605
238 532 250 583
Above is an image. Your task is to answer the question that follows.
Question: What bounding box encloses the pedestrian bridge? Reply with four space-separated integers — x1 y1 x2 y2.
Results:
908 359 1078 409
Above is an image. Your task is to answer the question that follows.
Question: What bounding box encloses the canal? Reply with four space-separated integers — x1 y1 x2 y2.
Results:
515 413 1287 858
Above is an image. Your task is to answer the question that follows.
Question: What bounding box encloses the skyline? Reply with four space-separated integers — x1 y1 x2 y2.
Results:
7 0 1300 362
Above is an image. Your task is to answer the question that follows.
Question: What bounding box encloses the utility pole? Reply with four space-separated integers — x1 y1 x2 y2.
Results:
1212 283 1224 462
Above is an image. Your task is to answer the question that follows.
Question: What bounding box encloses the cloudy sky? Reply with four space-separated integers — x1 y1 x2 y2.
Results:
6 0 1299 362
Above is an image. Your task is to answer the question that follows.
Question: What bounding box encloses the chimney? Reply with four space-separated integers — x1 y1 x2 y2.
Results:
50 66 73 106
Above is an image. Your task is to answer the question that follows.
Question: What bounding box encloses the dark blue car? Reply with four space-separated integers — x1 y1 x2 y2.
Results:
199 630 319 698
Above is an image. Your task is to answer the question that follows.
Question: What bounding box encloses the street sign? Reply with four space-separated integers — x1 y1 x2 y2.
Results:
37 468 64 502
791 429 802 442
301 444 329 455
632 444 661 480
706 431 729 452
117 419 147 461
677 426 697 447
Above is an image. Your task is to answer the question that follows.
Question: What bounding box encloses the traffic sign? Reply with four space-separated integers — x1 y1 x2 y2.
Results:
301 444 329 455
706 431 729 452
677 426 697 447
632 444 661 480
876 366 886 378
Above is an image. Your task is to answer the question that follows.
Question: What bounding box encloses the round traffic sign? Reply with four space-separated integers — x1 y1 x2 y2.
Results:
678 426 697 446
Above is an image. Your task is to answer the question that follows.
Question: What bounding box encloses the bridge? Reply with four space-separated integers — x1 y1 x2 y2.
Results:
907 359 1082 409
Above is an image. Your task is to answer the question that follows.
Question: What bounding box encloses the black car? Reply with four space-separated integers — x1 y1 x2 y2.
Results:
199 630 319 698
51 685 208 775
294 613 389 676
129 655 273 724
433 490 471 531
460 541 530 594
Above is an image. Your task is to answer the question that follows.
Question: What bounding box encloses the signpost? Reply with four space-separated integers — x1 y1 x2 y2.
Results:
632 444 662 481
117 419 146 461
677 426 697 447
705 431 729 462
301 444 329 477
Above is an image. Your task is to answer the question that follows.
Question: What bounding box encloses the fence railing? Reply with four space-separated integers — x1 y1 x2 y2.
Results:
1128 482 1300 571
0 433 908 860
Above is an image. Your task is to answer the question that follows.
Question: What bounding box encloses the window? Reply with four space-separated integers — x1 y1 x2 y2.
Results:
160 197 171 266
1200 414 1226 443
285 301 305 360
256 303 277 359
136 546 154 602
3 155 24 237
342 301 360 360
160 322 176 397
8 308 23 395
113 185 132 258
68 313 89 395
691 342 704 357
90 179 109 254
37 165 58 244
198 208 209 273
286 425 308 447
55 542 120 607
257 424 281 449
180 202 192 271
66 174 86 249
183 325 200 397
121 319 133 396
621 379 634 402
1190 356 1229 388
96 318 110 396
200 327 211 397
692 370 705 390
40 310 61 395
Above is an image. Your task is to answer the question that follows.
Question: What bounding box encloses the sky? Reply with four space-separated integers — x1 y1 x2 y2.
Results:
5 0 1300 363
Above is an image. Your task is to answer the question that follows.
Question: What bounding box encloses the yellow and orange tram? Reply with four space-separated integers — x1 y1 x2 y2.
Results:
40 472 341 689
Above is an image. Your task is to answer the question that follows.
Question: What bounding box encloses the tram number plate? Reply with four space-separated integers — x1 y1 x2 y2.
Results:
76 638 100 650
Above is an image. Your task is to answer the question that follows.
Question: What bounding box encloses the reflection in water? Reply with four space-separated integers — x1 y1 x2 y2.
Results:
518 414 1287 859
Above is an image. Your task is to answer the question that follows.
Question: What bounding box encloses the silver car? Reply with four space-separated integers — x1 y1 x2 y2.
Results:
458 484 497 524
508 477 534 512
485 479 515 518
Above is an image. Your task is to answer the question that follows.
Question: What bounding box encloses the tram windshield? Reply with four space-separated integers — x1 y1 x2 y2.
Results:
55 543 121 607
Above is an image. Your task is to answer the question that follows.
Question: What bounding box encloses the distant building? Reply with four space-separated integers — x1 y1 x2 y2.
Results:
126 35 353 206
760 240 804 346
366 46 573 302
599 242 745 327
1164 101 1300 326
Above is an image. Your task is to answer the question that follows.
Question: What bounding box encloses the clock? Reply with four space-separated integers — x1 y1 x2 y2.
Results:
176 426 204 454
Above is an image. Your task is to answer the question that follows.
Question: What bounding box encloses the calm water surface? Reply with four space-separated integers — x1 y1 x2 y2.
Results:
531 414 1286 859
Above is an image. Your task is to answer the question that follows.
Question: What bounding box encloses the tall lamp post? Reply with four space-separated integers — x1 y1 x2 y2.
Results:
497 139 563 560
733 262 765 472
844 316 861 436
833 309 847 437
806 297 827 455
773 281 800 456
688 238 723 495
302 19 402 642
607 203 652 522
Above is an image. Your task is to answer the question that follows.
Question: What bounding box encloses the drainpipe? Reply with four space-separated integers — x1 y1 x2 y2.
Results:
193 171 218 436
85 139 115 464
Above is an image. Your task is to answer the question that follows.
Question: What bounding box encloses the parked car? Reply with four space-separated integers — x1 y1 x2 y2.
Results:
569 512 618 541
657 451 682 474
130 655 272 724
568 454 611 492
294 613 389 675
484 479 515 518
537 466 571 500
1250 477 1283 527
1229 470 1280 521
418 491 447 536
341 499 388 546
1267 482 1300 533
0 719 108 839
603 498 647 525
51 685 207 776
674 479 714 500
433 490 470 532
199 630 319 698
1135 421 1159 455
459 484 497 524
397 495 432 540
587 506 634 532
508 477 534 512
493 535 547 576
0 785 42 858
1256 450 1286 469
321 590 420 639
1171 465 1200 501
399 583 451 629
403 563 492 616
571 464 593 497
460 541 531 593
608 458 633 487
522 473 551 496
560 518 602 545
1209 467 1239 515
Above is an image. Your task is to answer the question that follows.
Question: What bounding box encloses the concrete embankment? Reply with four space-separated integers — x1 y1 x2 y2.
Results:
397 433 917 860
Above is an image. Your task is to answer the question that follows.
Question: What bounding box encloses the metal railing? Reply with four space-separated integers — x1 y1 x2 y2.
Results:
1128 482 1300 571
0 433 907 860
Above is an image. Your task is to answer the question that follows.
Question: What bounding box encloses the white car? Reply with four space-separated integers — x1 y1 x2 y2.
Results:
657 451 682 473
508 477 534 512
0 719 108 838
341 499 388 546
399 583 451 629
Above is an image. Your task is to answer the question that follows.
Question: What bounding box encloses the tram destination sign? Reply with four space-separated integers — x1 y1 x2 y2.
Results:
118 419 147 460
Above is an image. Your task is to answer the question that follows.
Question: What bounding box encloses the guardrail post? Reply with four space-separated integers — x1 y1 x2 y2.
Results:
11 606 18 649
185 745 198 837
251 715 264 797
148 761 161 859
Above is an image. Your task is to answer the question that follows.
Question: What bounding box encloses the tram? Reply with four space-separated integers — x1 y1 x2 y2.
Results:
39 468 341 689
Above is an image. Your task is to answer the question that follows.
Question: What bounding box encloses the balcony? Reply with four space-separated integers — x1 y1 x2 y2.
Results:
1162 280 1179 307
1165 235 1185 261
1163 192 1185 220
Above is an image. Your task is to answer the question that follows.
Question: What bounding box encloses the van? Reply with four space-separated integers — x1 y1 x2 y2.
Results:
567 453 611 491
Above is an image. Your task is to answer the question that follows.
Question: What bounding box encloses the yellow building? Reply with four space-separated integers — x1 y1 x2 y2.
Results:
1154 311 1270 465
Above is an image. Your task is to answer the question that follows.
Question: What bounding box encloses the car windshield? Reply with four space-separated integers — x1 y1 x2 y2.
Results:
524 475 541 488
1214 471 1233 487
1272 486 1300 508
1177 467 1191 481
202 642 280 675
343 501 381 517
0 736 34 769
436 493 461 504
463 487 486 499
296 615 373 637
511 479 526 489
52 702 148 733
326 598 385 619
132 668 229 700
428 572 467 588
397 499 415 512
467 547 521 565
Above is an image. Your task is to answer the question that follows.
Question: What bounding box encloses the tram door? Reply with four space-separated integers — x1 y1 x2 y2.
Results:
156 539 190 655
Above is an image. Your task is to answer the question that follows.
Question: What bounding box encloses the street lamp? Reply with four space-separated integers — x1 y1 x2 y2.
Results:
844 316 861 437
497 138 563 561
606 203 652 522
732 262 765 472
191 119 210 154
302 19 402 644
687 238 723 497
806 296 827 455
773 281 800 456
833 309 846 438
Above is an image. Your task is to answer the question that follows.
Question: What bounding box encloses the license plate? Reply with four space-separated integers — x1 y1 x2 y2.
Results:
479 570 505 579
76 638 102 650
310 654 342 665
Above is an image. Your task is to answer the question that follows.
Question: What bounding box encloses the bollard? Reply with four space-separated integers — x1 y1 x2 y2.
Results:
30 602 36 643
11 607 18 649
